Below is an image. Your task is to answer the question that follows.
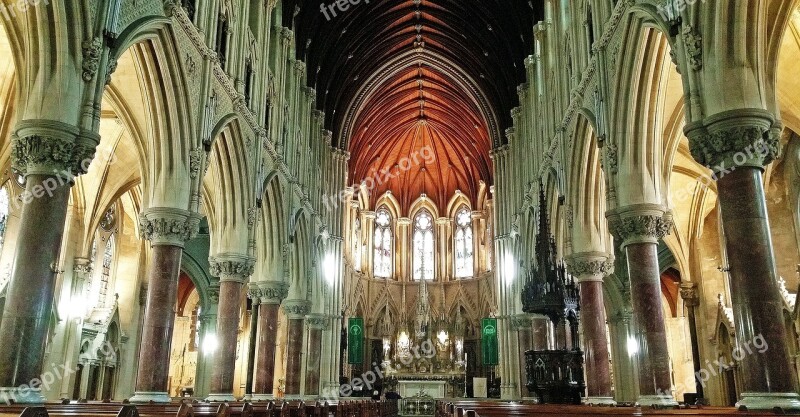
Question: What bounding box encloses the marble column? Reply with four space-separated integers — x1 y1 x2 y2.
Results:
679 282 704 401
305 314 328 396
206 255 255 402
566 252 615 405
687 113 800 409
512 315 533 397
0 122 97 404
531 316 549 350
131 208 199 404
253 281 288 400
607 205 677 407
283 300 310 396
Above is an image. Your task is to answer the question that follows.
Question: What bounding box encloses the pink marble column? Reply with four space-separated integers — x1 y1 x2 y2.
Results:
207 256 254 402
283 300 310 396
687 115 800 409
131 209 198 403
253 282 288 399
567 252 615 405
0 124 97 404
608 205 676 407
305 315 328 396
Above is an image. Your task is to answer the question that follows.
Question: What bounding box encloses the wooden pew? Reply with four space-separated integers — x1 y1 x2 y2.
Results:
0 407 49 417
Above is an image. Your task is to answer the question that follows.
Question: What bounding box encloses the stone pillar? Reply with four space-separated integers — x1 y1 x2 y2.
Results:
531 316 549 350
679 282 704 402
305 314 328 396
608 308 638 403
512 315 533 398
131 208 199 403
607 204 677 407
244 287 260 398
195 306 218 399
686 112 800 409
253 281 288 400
206 255 255 402
566 252 616 405
0 122 98 404
283 300 310 396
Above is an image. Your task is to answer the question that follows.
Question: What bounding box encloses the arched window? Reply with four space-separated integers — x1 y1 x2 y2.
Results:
373 208 393 278
353 216 362 272
454 207 474 278
413 210 435 281
98 235 115 307
0 186 9 254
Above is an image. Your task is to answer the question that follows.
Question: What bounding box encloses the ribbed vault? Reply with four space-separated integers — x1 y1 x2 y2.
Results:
288 0 542 211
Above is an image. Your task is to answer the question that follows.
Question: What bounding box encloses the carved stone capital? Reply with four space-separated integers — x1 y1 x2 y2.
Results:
565 252 614 281
138 207 200 247
207 286 220 304
283 299 311 319
259 281 289 304
306 313 329 330
679 282 699 307
209 253 255 283
684 109 778 172
607 204 672 247
73 257 93 276
247 285 263 305
12 120 100 178
510 314 533 331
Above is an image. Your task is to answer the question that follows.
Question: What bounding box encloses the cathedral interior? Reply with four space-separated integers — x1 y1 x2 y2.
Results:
2 0 800 416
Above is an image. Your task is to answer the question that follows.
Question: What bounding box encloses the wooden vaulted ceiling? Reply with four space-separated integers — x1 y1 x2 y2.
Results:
289 0 542 212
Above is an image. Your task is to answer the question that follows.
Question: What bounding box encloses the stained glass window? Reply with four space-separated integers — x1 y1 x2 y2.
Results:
455 207 474 278
373 208 393 278
413 210 435 281
353 217 362 272
0 186 9 254
99 235 115 307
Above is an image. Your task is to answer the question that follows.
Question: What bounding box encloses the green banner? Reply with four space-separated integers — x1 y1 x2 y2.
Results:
481 318 499 365
348 317 364 364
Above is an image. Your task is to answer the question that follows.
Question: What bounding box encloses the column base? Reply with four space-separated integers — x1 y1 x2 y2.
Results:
500 384 518 400
736 392 800 411
636 394 678 408
0 387 45 404
584 397 617 406
250 394 275 401
205 393 236 402
129 391 171 404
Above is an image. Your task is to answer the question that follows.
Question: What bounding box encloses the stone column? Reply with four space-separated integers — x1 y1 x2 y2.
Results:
253 281 288 400
195 305 218 399
607 205 677 407
531 316 549 350
608 308 638 403
512 315 533 397
244 287 260 399
131 208 199 403
686 112 800 409
566 252 616 405
679 282 704 401
0 122 98 403
305 314 328 396
206 255 255 402
283 300 310 396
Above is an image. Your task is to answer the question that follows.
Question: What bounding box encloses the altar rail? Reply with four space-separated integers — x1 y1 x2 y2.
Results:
0 399 398 417
435 401 797 417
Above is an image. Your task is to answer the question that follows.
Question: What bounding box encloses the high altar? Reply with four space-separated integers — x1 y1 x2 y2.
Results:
377 278 467 399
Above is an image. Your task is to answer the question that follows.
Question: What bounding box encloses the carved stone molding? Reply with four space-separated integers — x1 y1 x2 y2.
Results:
681 25 702 71
209 253 255 283
138 207 200 247
607 204 672 246
283 299 311 319
12 120 99 178
259 281 290 305
82 37 103 82
565 252 614 281
73 257 93 275
306 314 329 330
685 109 778 171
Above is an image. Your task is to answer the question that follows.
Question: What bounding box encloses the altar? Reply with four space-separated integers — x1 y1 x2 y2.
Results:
397 380 447 398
